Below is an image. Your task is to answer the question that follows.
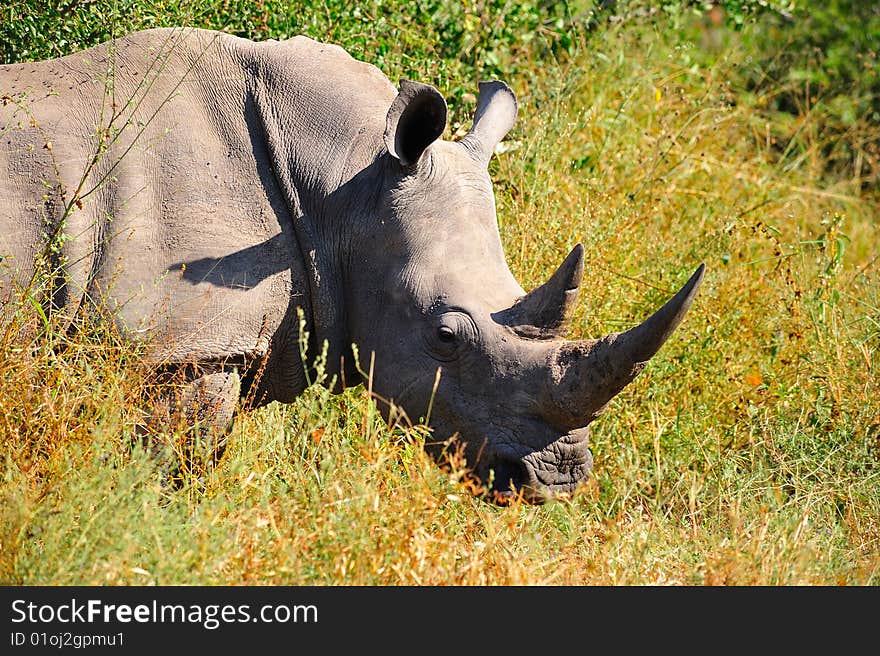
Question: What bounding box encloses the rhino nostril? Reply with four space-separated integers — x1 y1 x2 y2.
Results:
489 458 530 495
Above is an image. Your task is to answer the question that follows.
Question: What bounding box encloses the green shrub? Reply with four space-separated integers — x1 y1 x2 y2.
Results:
743 1 880 189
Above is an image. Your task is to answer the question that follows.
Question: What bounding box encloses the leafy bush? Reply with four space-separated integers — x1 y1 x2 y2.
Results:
742 1 880 189
1 0 584 123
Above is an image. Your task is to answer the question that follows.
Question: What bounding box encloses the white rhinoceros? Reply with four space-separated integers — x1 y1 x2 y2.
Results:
0 28 703 501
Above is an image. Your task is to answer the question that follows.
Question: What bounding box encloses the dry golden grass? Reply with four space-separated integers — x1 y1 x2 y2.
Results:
1 8 878 585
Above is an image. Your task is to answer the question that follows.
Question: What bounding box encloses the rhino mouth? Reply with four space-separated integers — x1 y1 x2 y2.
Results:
466 427 594 504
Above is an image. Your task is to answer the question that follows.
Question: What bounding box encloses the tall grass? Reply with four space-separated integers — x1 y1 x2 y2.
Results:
1 2 878 584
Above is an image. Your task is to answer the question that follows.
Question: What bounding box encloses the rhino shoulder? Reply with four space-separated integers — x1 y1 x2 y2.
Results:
248 34 396 100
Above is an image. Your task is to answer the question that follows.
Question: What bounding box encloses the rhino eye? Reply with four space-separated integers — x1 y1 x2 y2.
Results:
437 326 456 343
426 311 476 361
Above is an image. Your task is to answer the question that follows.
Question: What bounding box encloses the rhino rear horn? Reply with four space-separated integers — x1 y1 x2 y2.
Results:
495 244 584 339
384 79 448 167
460 80 518 164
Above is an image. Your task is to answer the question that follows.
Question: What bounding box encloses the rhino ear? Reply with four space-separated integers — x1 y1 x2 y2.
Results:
460 81 518 164
384 79 448 167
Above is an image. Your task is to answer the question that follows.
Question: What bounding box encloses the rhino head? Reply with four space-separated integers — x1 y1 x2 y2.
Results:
342 80 704 503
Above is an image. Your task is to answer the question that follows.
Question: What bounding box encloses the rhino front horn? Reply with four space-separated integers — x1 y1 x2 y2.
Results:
542 264 705 430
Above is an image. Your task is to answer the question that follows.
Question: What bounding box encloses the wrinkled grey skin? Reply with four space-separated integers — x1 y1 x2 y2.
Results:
0 28 703 502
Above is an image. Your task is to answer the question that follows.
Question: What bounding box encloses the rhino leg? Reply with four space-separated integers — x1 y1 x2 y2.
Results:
143 368 241 481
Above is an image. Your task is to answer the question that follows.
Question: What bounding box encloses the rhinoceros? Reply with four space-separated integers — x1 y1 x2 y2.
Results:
0 27 703 502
